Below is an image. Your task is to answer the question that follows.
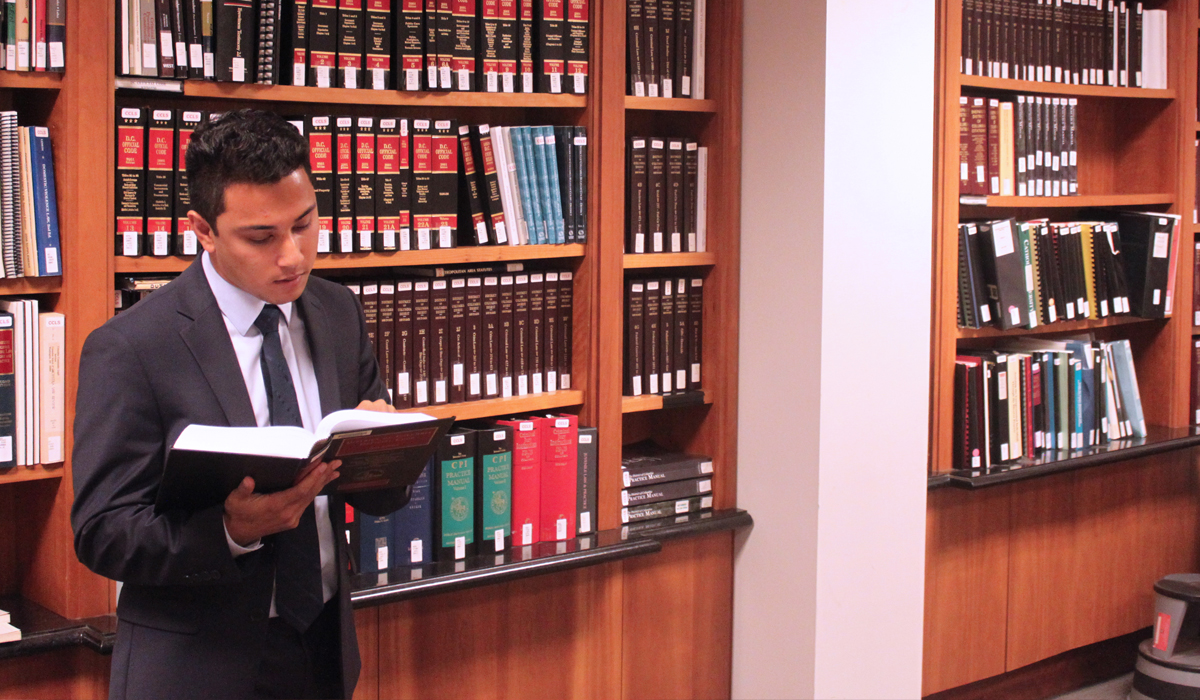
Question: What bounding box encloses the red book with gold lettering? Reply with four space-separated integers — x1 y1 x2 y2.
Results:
536 413 576 541
494 417 541 545
145 109 176 258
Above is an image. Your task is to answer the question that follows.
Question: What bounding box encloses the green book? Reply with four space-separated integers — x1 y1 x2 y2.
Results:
433 428 476 560
474 425 513 553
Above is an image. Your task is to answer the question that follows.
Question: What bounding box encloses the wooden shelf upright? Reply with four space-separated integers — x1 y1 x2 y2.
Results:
923 0 1200 696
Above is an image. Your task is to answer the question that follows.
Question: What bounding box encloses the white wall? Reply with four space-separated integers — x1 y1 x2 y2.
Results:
734 1 934 698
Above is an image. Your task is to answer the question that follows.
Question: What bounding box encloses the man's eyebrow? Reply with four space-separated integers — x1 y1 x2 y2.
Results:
232 205 318 233
294 204 317 222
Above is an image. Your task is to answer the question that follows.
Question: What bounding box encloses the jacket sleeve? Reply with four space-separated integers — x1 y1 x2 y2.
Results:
70 324 245 587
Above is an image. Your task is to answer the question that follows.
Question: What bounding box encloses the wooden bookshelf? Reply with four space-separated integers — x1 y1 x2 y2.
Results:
0 72 63 90
183 80 588 108
0 465 64 486
115 245 587 274
401 391 585 421
924 0 1200 695
0 277 64 295
623 252 717 268
624 96 719 112
621 391 712 413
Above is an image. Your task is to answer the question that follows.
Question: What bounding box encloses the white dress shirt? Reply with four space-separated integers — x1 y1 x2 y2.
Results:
203 252 338 611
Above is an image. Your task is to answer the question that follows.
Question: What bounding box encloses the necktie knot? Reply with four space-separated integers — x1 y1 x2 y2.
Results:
254 304 283 337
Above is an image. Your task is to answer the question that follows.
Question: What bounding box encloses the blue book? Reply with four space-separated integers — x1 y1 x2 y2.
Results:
1111 339 1147 438
516 127 548 245
1066 341 1097 447
358 512 394 574
27 127 62 277
1071 357 1085 450
509 128 542 245
539 126 566 244
392 458 434 566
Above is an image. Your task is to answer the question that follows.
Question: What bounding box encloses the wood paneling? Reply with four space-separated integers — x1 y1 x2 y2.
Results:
373 562 623 700
621 533 733 700
0 647 110 700
353 607 380 700
923 486 1011 696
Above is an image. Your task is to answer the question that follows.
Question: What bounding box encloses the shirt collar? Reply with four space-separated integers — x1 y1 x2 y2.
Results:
201 251 294 336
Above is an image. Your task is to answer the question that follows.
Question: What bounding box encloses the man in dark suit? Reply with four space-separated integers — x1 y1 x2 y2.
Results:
71 110 405 700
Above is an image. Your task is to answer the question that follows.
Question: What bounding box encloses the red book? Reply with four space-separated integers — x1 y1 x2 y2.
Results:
145 109 176 258
495 417 541 545
537 413 577 541
306 116 335 254
354 117 377 252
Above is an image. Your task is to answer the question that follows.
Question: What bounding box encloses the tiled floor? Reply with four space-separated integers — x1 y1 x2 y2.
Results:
1048 673 1132 700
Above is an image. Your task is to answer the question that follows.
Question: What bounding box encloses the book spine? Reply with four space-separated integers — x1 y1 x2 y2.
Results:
658 0 673 97
644 279 660 394
496 0 518 92
482 276 500 397
412 279 431 405
357 512 393 573
666 138 683 252
627 0 644 96
622 495 711 523
528 272 544 393
284 0 307 84
433 429 476 560
172 0 189 77
435 0 453 88
458 124 491 244
448 277 467 402
558 269 572 388
498 274 515 396
573 127 586 242
537 414 576 541
116 107 147 257
450 0 475 90
375 118 401 251
145 110 175 258
622 475 711 506
534 0 564 93
497 418 539 545
392 462 432 564
673 276 688 391
364 0 390 89
28 127 60 276
254 0 281 84
647 138 665 252
543 271 558 391
481 0 502 91
354 117 376 252
155 0 176 78
518 0 533 92
0 312 14 468
659 276 674 393
394 280 414 407
338 0 365 88
335 116 355 253
200 0 214 77
398 0 424 90
45 0 63 70
308 0 337 87
512 273 530 395
541 126 565 244
475 125 509 244
431 119 458 249
675 0 690 95
424 0 439 88
643 0 658 96
576 425 597 534
625 279 644 396
306 115 335 254
564 0 586 93
475 426 512 551
430 278 450 403
214 0 252 82
465 276 483 399
554 126 574 243
378 282 395 400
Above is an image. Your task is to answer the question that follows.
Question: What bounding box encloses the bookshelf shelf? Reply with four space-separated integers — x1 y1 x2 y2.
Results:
182 81 588 109
0 72 63 90
0 465 64 486
956 315 1160 340
621 391 711 413
397 390 584 422
0 277 63 295
624 96 718 112
959 74 1175 99
959 193 1175 208
113 245 587 274
623 252 717 268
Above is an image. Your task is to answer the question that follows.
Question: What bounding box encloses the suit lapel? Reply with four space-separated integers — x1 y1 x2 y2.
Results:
298 288 342 418
176 261 258 428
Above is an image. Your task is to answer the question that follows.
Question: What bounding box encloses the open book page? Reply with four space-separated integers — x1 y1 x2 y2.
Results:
172 411 438 460
313 409 436 439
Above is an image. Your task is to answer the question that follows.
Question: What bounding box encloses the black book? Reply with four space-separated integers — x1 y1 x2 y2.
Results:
687 277 701 390
337 0 366 88
554 126 575 243
430 278 451 404
564 0 587 94
528 272 545 393
365 0 391 89
458 125 491 245
146 109 176 258
621 442 712 487
659 277 675 393
543 271 559 391
665 139 684 253
622 476 711 508
282 0 308 84
976 218 1029 330
375 118 403 251
433 429 477 560
627 136 648 253
472 125 508 244
255 0 282 84
396 0 423 90
558 270 573 389
379 282 396 400
534 0 565 92
643 0 659 96
335 116 356 253
448 277 468 403
395 280 416 408
644 279 661 394
309 0 338 87
498 274 516 397
174 110 204 256
573 126 587 242
513 273 530 395
672 276 688 392
215 0 254 81
482 276 501 398
675 0 692 96
480 0 504 91
1114 211 1177 319
449 0 475 91
182 0 206 79
431 119 459 249
465 276 484 400
412 279 432 406
305 115 336 254
412 119 435 249
627 0 645 96
155 0 177 78
435 0 454 89
354 117 377 252
496 0 519 92
658 0 675 97
625 279 645 396
424 0 440 88
683 140 697 251
519 0 535 92
116 107 147 257
576 426 598 534
171 0 190 78
647 138 666 253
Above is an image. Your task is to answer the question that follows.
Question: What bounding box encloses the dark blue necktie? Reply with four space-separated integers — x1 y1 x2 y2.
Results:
254 304 323 632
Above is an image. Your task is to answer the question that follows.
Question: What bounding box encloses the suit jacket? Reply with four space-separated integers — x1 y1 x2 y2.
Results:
71 259 407 700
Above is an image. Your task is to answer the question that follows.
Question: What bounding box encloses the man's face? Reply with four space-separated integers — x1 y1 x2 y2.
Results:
191 168 319 306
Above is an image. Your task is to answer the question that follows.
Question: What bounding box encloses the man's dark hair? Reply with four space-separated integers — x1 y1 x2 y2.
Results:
186 109 311 231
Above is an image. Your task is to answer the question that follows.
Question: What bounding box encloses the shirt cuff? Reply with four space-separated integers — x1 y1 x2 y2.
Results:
224 519 263 557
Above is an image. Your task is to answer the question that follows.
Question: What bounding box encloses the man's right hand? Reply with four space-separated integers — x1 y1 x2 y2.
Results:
223 459 342 546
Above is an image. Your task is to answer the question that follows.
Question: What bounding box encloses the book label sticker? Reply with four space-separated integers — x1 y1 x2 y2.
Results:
992 221 1015 257
580 512 591 533
495 530 504 552
1154 289 1161 306
454 536 465 560
699 479 712 492
1008 306 1020 327
675 500 690 514
123 232 139 257
377 545 388 571
522 522 533 544
997 372 1007 400
1155 612 1172 651
557 517 567 540
1153 232 1170 258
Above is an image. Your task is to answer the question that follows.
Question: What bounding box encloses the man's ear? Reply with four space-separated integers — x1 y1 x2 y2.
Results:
190 211 217 253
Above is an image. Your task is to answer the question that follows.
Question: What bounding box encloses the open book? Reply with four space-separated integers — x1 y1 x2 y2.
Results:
155 410 454 512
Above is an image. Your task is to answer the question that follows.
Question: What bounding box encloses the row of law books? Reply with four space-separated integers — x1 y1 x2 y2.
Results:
625 0 705 99
345 414 597 570
342 267 574 408
959 95 1077 199
116 108 587 256
960 0 1168 89
118 0 588 94
954 337 1145 471
0 0 65 72
620 440 713 527
958 212 1180 331
624 277 703 397
627 136 707 254
1 114 62 278
0 300 65 470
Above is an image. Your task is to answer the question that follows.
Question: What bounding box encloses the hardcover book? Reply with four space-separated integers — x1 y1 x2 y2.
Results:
116 107 147 257
432 428 476 560
145 110 176 257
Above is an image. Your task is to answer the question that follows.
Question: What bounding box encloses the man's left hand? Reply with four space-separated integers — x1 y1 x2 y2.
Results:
356 399 395 413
